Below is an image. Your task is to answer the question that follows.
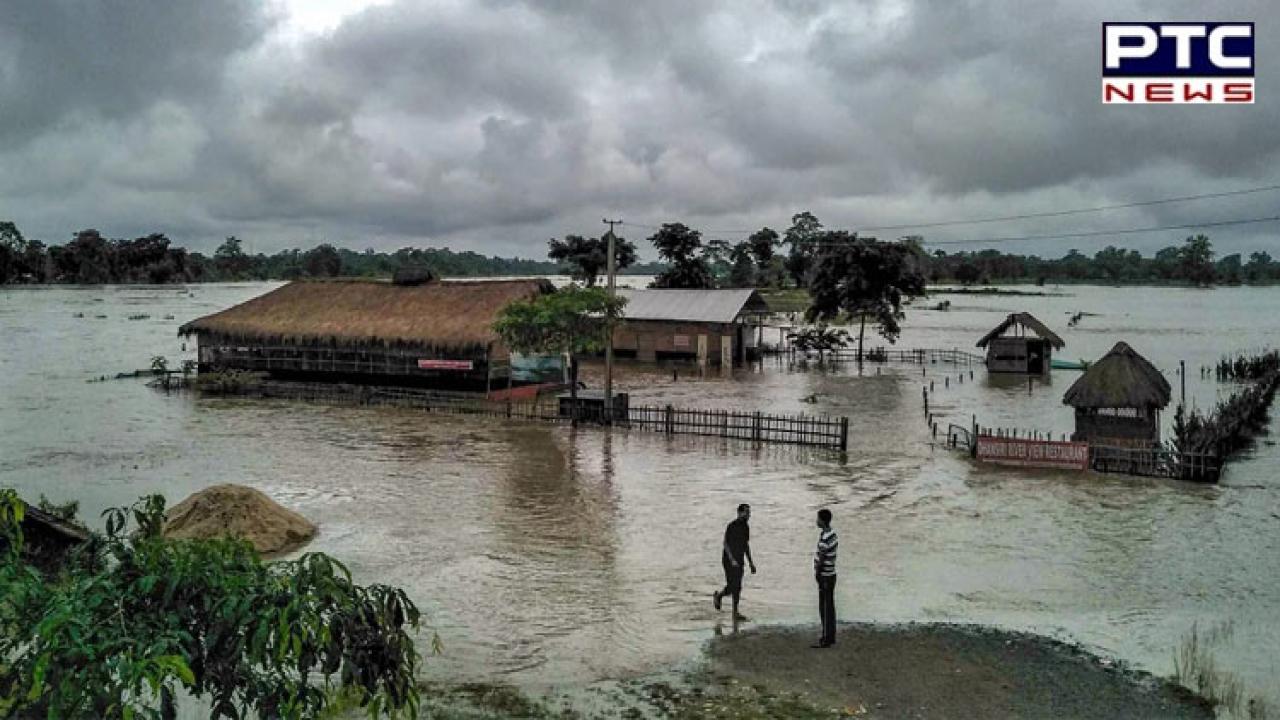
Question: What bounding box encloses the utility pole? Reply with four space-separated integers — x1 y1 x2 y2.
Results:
603 218 622 424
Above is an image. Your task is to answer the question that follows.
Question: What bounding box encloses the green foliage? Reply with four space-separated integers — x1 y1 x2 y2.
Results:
1174 351 1280 480
726 243 757 288
547 234 638 287
492 286 626 357
805 234 928 358
36 495 80 523
648 224 714 289
193 370 267 394
786 325 850 361
0 492 422 719
783 212 823 287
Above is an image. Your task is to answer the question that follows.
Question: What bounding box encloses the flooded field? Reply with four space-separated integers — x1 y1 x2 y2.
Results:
2 282 1279 706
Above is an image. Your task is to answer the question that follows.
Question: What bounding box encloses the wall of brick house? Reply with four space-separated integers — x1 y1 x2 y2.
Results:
611 320 738 364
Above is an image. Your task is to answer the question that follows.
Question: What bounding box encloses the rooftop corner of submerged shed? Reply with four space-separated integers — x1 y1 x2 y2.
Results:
975 312 1064 376
177 276 555 391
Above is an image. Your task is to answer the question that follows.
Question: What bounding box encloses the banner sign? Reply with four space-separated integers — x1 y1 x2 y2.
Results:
977 436 1089 471
417 359 474 371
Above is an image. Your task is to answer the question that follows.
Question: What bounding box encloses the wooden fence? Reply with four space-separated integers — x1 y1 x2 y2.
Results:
196 379 849 450
779 347 985 366
627 405 848 449
1089 444 1221 482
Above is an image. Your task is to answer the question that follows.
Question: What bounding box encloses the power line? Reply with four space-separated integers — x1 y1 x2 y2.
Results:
790 214 1280 247
620 181 1280 236
858 184 1280 232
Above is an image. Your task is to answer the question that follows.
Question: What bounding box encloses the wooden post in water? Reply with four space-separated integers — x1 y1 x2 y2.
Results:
839 417 849 451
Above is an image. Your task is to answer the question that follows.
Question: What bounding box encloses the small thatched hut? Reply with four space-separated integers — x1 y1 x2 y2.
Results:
976 312 1064 375
1062 342 1171 445
179 278 553 390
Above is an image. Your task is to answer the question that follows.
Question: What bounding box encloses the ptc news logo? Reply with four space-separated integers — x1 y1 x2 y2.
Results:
1103 22 1254 104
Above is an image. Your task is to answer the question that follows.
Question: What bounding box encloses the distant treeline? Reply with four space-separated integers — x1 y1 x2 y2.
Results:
2 218 1276 287
927 238 1280 286
0 223 665 285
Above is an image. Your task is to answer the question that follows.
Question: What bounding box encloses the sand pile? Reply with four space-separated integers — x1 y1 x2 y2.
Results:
163 484 317 555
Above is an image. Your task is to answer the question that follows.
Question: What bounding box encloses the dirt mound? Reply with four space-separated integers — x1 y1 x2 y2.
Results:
163 484 317 555
709 623 1213 720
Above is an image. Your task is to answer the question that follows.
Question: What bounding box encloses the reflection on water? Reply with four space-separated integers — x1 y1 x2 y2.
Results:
2 283 1280 704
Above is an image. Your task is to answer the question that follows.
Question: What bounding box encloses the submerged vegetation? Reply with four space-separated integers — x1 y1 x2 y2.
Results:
1173 350 1280 481
1173 621 1271 719
0 490 422 719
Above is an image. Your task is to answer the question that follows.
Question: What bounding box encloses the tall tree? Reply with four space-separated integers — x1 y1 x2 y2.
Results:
746 227 780 286
805 233 927 364
783 211 823 287
0 221 23 283
214 236 253 280
1246 251 1274 282
303 243 343 277
492 286 627 424
726 242 757 288
648 223 714 289
547 234 637 286
1176 234 1215 286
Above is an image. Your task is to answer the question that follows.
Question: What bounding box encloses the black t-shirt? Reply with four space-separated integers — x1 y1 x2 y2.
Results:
723 517 749 563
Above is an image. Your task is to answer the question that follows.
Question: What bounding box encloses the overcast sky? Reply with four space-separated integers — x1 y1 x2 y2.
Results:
2 0 1278 259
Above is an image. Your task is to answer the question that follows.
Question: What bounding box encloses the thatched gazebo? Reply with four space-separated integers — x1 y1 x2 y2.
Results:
179 278 553 391
976 312 1064 375
1062 342 1171 445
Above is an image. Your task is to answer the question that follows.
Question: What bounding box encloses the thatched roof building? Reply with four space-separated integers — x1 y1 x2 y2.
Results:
180 278 553 389
976 312 1064 375
180 278 550 350
976 313 1065 350
1063 342 1171 445
1062 342 1171 409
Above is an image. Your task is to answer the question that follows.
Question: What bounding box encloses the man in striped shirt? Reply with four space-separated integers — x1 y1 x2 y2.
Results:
813 508 838 648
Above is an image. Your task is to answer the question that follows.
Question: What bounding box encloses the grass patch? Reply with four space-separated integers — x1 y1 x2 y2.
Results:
1173 620 1271 719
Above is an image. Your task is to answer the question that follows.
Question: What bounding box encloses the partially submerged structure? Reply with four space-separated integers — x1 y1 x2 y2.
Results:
179 278 554 391
611 288 770 366
1062 342 1171 445
976 312 1065 375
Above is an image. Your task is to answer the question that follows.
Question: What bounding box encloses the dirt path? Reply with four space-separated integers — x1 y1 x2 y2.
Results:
706 623 1213 720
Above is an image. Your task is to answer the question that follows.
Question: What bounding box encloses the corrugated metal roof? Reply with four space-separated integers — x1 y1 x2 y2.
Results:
616 288 768 323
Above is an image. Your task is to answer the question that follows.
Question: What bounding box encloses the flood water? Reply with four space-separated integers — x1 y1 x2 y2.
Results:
2 282 1279 706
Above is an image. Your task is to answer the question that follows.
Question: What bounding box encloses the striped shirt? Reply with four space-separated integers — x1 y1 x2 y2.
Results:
814 526 838 577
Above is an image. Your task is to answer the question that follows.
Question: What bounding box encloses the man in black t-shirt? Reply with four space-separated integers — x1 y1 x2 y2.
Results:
713 503 756 620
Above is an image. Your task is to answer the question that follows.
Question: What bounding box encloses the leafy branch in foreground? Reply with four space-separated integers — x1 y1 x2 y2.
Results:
0 490 422 719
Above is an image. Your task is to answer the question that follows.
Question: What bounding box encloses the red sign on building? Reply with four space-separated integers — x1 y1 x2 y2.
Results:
416 359 474 371
976 436 1089 471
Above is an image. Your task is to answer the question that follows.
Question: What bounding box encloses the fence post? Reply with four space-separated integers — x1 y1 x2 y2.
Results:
664 404 674 435
753 412 762 443
840 417 849 451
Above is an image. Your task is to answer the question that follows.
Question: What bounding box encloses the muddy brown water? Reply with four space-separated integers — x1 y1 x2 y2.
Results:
2 281 1279 708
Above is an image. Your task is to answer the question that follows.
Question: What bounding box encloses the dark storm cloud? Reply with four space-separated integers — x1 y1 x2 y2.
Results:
0 0 274 142
0 0 1277 256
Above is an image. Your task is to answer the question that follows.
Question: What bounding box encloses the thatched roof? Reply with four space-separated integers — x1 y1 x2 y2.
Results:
1062 342 1172 409
179 278 553 349
976 312 1065 349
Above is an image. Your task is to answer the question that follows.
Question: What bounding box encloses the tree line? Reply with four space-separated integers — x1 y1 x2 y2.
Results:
0 222 663 284
543 214 1277 290
3 216 1275 287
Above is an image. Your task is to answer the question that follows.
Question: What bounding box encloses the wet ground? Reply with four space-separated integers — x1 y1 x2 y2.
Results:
2 282 1279 709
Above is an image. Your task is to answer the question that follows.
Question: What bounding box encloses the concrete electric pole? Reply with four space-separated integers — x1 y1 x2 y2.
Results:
602 218 622 424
